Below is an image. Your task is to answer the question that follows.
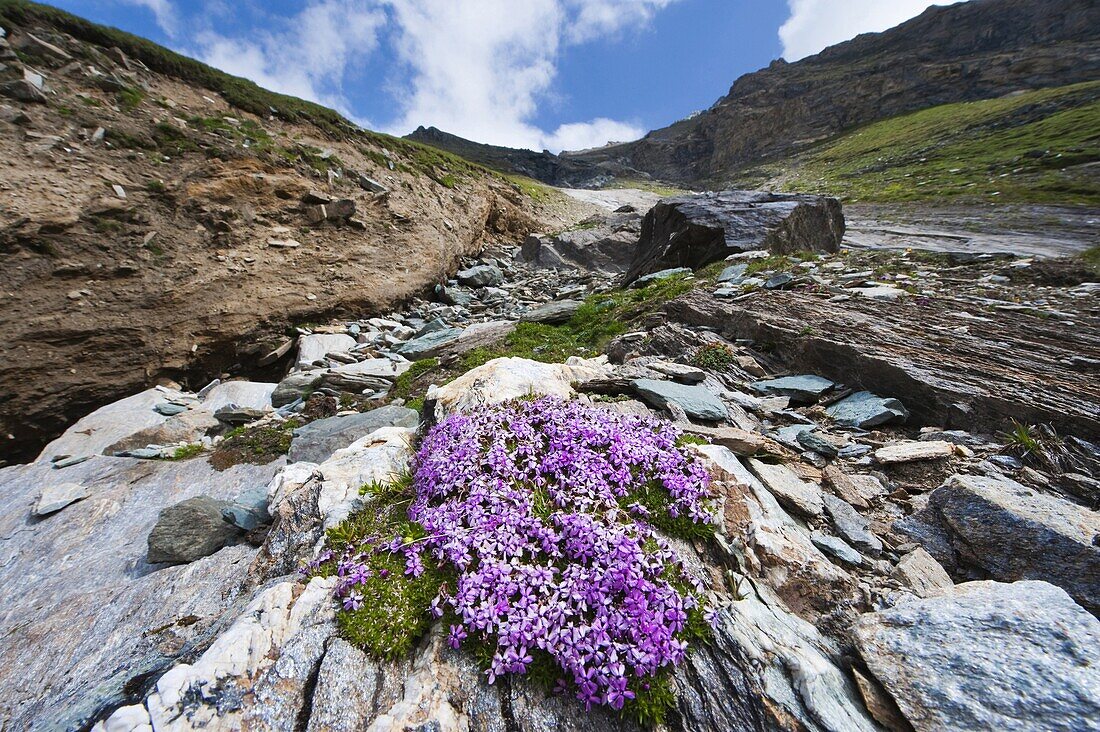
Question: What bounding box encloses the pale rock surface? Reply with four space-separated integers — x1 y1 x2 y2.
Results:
316 426 416 528
427 356 611 421
199 380 276 412
295 333 357 370
748 457 825 517
854 580 1100 732
875 440 954 464
37 387 184 462
0 454 282 730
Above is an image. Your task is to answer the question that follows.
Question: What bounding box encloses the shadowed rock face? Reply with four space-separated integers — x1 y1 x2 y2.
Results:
621 191 844 285
567 0 1100 186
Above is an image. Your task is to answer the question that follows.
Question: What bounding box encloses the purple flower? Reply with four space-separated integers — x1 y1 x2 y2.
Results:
448 624 468 649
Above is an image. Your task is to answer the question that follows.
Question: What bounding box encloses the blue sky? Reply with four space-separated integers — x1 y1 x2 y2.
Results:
45 0 962 151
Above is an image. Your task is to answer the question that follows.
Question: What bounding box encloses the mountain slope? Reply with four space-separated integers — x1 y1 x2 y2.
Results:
0 1 586 463
743 81 1100 205
567 0 1100 187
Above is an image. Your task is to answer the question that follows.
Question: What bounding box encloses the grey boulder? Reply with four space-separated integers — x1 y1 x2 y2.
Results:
521 299 582 324
456 264 504 288
631 378 728 421
289 406 420 464
750 375 834 404
854 580 1100 732
147 496 244 564
826 391 909 428
894 473 1100 613
632 267 692 288
622 190 844 285
394 328 465 359
272 371 324 407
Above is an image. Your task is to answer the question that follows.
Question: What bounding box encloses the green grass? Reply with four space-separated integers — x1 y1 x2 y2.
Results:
691 343 737 372
1080 246 1100 277
169 443 204 460
602 178 689 198
744 82 1100 205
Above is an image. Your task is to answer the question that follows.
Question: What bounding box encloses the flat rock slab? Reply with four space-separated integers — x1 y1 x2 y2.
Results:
331 359 410 379
622 190 844 285
892 547 954 597
748 457 825 518
296 334 356 370
521 299 583 324
633 267 692 287
631 378 728 421
854 580 1100 732
825 390 908 428
0 456 283 729
875 440 953 464
200 380 276 412
895 473 1100 613
34 481 90 516
37 387 181 462
394 328 464 359
750 375 834 405
289 406 420 464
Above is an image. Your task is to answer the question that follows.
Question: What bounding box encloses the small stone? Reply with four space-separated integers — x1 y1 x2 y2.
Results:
810 531 863 566
797 430 839 457
823 465 885 508
154 403 188 417
750 375 834 405
456 264 504 288
112 184 127 199
521 300 582 324
34 482 90 516
147 496 244 564
764 273 794 290
650 361 706 384
875 440 954 464
267 238 301 248
748 458 824 517
825 391 908 428
823 493 882 554
717 263 748 283
892 547 953 597
631 379 728 422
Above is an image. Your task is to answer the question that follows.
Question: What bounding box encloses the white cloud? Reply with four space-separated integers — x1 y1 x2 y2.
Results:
779 0 969 61
122 0 179 35
188 0 671 152
196 0 387 116
381 0 669 151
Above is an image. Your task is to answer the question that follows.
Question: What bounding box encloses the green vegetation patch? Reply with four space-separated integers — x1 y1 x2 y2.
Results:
742 82 1100 205
209 419 301 471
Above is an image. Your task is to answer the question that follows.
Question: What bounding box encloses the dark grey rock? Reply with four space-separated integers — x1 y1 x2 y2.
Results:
394 328 464 359
519 212 642 273
631 378 728 421
435 284 473 307
456 264 503 288
521 299 582 324
622 190 844 285
272 372 323 408
826 391 909 428
764 273 794 290
750 375 834 404
289 406 420 464
810 530 863 566
894 473 1100 612
797 430 839 457
0 79 47 103
214 405 267 424
823 493 882 554
147 496 244 564
855 580 1100 732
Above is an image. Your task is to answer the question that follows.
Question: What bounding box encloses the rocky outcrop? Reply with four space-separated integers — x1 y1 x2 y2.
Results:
895 473 1100 612
520 210 644 273
0 455 284 730
406 125 605 187
567 0 1100 186
854 580 1100 731
622 191 844 284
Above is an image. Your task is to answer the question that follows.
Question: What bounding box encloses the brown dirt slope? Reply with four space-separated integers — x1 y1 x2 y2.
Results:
0 5 587 463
